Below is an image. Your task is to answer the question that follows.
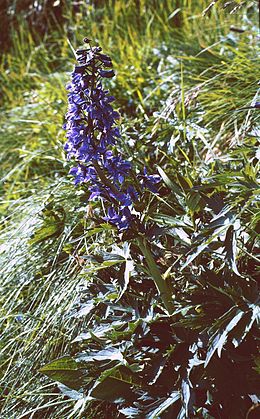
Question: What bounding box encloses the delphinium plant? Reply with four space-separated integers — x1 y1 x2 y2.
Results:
40 39 260 419
63 38 174 315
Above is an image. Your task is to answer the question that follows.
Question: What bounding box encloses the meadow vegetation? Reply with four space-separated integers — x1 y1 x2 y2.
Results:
0 1 259 418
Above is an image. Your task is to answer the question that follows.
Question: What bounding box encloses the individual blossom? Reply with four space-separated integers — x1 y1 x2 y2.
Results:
103 151 132 184
69 165 97 185
104 207 132 231
138 167 161 193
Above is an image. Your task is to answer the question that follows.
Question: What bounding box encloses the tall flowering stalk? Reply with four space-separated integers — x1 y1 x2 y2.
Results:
64 39 174 314
64 38 139 231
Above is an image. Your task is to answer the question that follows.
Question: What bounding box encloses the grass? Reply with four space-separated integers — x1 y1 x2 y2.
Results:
0 0 259 417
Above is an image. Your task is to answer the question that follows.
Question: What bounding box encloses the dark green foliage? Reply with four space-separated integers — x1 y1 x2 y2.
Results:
39 92 259 417
39 128 259 417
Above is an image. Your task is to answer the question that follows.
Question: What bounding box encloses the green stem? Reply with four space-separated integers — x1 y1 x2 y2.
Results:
137 237 174 315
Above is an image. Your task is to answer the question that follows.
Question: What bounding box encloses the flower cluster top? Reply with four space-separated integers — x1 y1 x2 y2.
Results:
64 39 160 231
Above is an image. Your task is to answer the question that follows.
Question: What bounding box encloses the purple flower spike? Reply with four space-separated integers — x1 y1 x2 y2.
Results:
64 39 160 232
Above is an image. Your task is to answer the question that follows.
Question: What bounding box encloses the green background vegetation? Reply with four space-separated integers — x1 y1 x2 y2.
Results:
0 1 259 418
